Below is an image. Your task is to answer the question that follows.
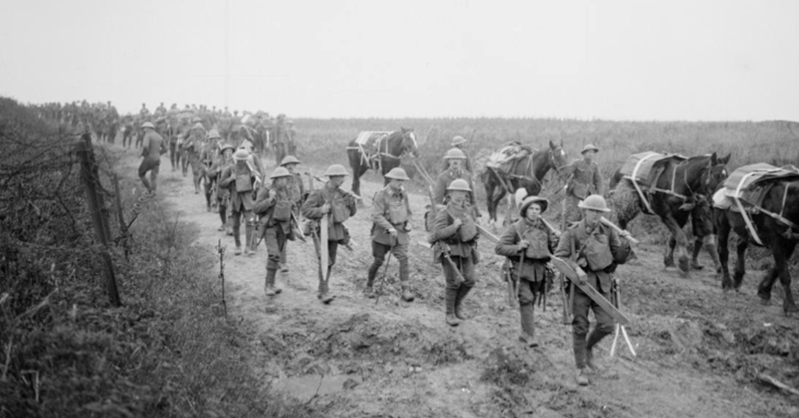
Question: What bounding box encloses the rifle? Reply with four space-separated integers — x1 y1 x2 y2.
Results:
312 175 363 201
374 237 395 305
609 275 637 358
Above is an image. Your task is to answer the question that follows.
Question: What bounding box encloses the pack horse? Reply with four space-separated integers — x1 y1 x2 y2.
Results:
346 127 419 197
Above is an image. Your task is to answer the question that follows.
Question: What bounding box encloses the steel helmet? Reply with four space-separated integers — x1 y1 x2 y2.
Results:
270 167 291 179
191 116 203 123
451 135 467 146
519 196 549 216
141 122 155 129
385 167 410 181
208 129 222 140
218 143 235 153
581 144 599 154
233 148 250 161
324 164 349 177
446 179 472 192
578 194 611 212
192 122 205 131
280 155 301 166
443 148 467 160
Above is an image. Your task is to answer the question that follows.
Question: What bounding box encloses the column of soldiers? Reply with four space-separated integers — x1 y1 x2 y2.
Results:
34 102 637 389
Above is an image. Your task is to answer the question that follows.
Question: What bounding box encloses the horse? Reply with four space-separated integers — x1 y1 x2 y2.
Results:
609 153 731 276
479 140 568 225
346 127 419 197
715 179 799 315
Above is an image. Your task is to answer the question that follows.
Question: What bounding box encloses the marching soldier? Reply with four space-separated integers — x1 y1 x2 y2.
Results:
428 179 480 326
199 130 221 211
209 142 235 233
553 195 631 386
495 196 559 347
138 122 166 195
301 164 357 304
185 122 207 194
365 167 414 302
252 167 298 297
450 135 473 173
433 149 478 213
563 144 603 224
218 148 263 255
277 155 305 272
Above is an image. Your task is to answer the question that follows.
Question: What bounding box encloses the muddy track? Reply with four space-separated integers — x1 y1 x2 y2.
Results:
115 146 798 418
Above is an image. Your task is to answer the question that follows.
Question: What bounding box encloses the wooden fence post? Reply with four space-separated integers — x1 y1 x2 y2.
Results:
77 133 121 307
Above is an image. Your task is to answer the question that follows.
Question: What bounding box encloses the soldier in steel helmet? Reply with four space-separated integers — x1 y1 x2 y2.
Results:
218 147 263 255
276 155 305 272
199 129 223 211
301 164 358 303
138 122 167 195
433 148 476 207
252 167 298 297
365 167 415 302
428 179 481 326
450 135 473 173
553 194 632 386
563 144 604 224
209 142 236 233
495 196 560 347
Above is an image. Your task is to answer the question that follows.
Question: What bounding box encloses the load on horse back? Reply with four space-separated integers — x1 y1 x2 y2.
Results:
713 163 799 315
608 151 730 276
479 140 568 226
346 127 419 197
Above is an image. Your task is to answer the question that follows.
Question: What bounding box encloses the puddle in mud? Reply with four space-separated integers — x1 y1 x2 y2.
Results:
276 374 363 402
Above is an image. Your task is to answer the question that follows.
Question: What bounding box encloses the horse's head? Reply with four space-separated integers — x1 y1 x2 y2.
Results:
399 126 419 157
700 152 731 195
547 140 569 176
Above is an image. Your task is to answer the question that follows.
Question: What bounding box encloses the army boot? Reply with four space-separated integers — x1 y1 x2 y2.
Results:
519 303 538 347
445 288 461 326
454 284 472 320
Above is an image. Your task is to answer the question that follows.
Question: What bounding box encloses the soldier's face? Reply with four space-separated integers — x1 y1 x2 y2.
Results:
388 178 404 191
449 190 467 205
449 159 463 170
274 177 288 188
583 209 601 226
285 163 297 173
525 203 542 220
329 176 345 188
582 150 596 162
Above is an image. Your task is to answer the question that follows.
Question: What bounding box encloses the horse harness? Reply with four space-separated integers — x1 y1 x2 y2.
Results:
638 158 722 215
506 145 566 190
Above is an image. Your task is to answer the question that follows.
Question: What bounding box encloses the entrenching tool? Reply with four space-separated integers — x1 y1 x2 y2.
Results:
374 237 395 304
550 256 630 326
290 211 306 243
600 216 639 244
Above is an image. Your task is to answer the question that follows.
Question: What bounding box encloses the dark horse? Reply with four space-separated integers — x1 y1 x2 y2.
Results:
610 153 730 275
346 127 419 197
479 140 568 225
715 179 799 314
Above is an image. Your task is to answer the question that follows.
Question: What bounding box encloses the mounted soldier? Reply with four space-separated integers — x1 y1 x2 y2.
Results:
366 167 415 302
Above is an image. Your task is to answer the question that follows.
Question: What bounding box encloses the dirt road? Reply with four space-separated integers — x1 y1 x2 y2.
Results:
118 147 798 418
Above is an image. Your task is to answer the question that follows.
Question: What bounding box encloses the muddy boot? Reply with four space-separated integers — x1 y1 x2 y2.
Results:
279 247 289 273
690 239 704 270
401 283 415 302
454 285 472 320
319 266 334 304
265 268 277 296
518 303 538 348
445 288 461 326
586 329 609 371
575 369 589 386
233 224 242 255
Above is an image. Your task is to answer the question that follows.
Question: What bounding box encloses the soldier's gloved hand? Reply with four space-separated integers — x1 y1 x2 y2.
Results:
404 221 413 232
320 203 331 214
387 228 398 238
452 218 463 229
518 240 530 250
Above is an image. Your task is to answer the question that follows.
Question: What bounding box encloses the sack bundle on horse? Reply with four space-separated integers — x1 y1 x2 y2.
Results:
346 127 419 198
609 152 730 276
713 163 799 314
479 140 568 226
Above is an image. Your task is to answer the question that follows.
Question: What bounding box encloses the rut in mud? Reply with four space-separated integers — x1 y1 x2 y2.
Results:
118 147 799 418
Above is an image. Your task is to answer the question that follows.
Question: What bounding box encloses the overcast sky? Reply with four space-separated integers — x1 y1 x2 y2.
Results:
1 0 797 120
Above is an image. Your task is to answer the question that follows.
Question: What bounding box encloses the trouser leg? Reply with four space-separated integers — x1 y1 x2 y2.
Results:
244 211 255 255
232 209 242 252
